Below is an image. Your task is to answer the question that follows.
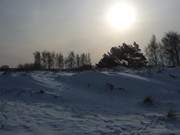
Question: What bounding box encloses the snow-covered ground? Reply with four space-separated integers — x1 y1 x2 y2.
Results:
0 68 180 135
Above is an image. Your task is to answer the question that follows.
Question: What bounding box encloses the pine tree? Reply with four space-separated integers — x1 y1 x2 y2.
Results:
97 42 147 68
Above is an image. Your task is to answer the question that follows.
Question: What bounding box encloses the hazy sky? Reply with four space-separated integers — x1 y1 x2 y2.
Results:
0 0 180 66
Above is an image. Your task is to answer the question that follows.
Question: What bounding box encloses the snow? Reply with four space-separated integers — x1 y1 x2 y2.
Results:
0 68 180 135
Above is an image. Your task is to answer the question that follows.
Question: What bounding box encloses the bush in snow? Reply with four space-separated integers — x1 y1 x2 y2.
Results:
106 83 114 91
143 96 153 105
38 90 45 94
87 83 91 88
169 74 178 79
167 109 177 119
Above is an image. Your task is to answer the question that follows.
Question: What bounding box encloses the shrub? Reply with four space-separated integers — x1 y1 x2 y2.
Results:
169 74 178 79
143 96 153 105
106 83 114 91
38 90 45 94
87 83 91 88
167 109 177 119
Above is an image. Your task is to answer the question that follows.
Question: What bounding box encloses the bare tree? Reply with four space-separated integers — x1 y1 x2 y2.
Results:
41 51 54 70
56 53 64 70
80 53 89 66
157 42 166 67
51 52 56 69
145 35 159 66
41 51 49 69
87 53 92 65
33 51 41 69
76 54 80 68
162 32 180 67
47 52 54 70
65 51 76 69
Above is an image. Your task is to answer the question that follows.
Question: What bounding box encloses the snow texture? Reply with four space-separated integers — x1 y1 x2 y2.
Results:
0 68 180 135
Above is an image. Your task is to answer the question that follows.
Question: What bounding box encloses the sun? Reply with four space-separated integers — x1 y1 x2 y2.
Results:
107 3 136 30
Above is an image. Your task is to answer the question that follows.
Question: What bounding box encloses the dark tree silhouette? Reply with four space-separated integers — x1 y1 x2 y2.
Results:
51 52 56 69
41 51 49 69
32 51 91 70
76 54 80 68
0 65 10 71
65 51 76 69
87 53 91 66
17 63 34 71
80 53 87 67
145 35 159 66
56 53 64 70
79 53 92 67
47 52 53 70
97 42 147 68
97 54 118 68
33 51 41 69
162 32 180 67
157 42 166 67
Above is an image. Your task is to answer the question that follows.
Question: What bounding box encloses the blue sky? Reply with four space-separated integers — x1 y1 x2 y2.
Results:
0 0 180 66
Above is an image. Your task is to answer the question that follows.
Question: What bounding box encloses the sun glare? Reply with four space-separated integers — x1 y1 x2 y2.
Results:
107 3 136 30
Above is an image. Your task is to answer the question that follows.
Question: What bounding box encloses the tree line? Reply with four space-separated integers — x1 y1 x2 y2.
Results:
1 31 180 71
18 51 92 71
145 31 180 67
97 31 180 69
97 42 147 68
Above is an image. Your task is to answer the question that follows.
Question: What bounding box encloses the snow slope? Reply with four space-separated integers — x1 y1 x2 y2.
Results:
0 68 180 135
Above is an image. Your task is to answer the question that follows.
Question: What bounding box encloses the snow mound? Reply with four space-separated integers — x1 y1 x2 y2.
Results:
0 69 180 135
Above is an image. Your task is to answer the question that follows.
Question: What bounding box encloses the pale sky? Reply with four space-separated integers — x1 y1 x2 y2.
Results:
0 0 180 66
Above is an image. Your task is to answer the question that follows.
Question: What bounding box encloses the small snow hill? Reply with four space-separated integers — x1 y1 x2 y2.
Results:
0 68 180 135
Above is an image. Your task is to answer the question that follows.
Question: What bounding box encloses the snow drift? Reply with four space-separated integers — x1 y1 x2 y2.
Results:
0 68 180 135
